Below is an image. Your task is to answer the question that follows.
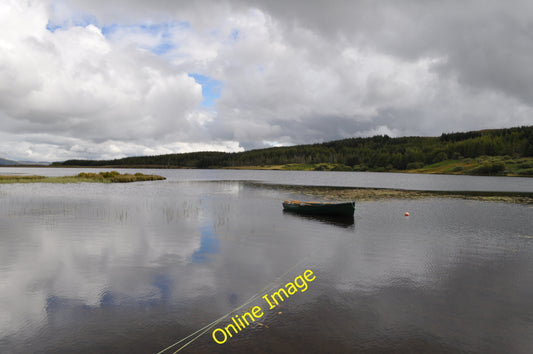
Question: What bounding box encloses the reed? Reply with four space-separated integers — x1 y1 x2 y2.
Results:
0 172 166 184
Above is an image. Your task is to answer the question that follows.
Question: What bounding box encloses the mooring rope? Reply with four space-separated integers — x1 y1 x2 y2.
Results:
157 251 315 354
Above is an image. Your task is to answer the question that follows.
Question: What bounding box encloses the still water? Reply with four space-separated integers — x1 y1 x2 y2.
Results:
0 168 532 353
2 167 533 192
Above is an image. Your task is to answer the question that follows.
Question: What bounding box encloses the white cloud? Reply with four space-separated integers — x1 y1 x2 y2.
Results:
0 0 532 161
0 1 237 160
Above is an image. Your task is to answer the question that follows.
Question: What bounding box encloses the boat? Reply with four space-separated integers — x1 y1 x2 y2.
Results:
282 200 355 216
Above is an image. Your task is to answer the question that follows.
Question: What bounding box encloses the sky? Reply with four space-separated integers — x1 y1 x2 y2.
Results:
1 0 532 162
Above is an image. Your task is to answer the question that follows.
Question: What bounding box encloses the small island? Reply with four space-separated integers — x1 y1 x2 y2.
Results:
0 171 166 184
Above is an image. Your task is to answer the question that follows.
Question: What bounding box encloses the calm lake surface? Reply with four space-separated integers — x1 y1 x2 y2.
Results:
1 168 532 353
2 167 533 192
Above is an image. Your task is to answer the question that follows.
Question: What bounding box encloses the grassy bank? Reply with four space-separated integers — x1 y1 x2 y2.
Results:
225 155 533 176
0 171 166 184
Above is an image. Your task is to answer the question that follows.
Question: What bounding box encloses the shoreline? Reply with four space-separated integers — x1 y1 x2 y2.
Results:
2 162 532 177
1 168 532 203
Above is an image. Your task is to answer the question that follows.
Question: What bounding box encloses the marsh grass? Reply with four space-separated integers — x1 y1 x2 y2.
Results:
249 183 533 204
0 172 166 184
0 175 48 183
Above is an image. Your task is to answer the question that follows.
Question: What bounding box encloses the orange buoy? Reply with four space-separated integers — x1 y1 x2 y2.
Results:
404 212 410 216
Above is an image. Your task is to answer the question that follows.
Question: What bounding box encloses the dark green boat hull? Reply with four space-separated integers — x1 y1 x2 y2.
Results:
282 201 355 216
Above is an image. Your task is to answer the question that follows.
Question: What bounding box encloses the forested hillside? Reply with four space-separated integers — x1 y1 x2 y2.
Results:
54 126 533 176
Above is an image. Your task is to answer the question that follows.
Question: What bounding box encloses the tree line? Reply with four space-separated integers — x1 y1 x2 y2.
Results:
55 125 533 171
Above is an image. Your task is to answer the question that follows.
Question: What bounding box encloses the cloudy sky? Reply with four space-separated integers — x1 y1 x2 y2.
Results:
1 0 532 162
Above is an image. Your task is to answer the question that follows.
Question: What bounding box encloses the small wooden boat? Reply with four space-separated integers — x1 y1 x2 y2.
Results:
282 200 355 216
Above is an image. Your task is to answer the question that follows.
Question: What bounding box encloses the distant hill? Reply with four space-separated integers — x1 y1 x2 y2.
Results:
53 125 533 176
0 158 50 166
18 161 51 166
0 157 21 166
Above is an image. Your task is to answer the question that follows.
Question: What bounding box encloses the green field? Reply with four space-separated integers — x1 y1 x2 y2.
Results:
228 156 533 176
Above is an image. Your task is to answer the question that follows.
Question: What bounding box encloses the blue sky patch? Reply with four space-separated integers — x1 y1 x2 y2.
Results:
230 29 240 41
100 23 118 37
101 21 189 37
152 42 175 55
188 73 223 108
46 9 99 33
192 224 220 263
101 21 187 56
46 22 63 33
45 4 188 57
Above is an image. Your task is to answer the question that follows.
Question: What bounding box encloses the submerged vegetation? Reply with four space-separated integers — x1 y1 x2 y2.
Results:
253 183 533 205
0 171 166 184
53 125 533 176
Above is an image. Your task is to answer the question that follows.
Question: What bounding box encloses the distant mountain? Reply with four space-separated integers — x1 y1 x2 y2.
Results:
0 157 21 165
18 161 51 166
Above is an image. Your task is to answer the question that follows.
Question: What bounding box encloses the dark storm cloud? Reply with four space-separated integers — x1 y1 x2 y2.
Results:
251 0 533 103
